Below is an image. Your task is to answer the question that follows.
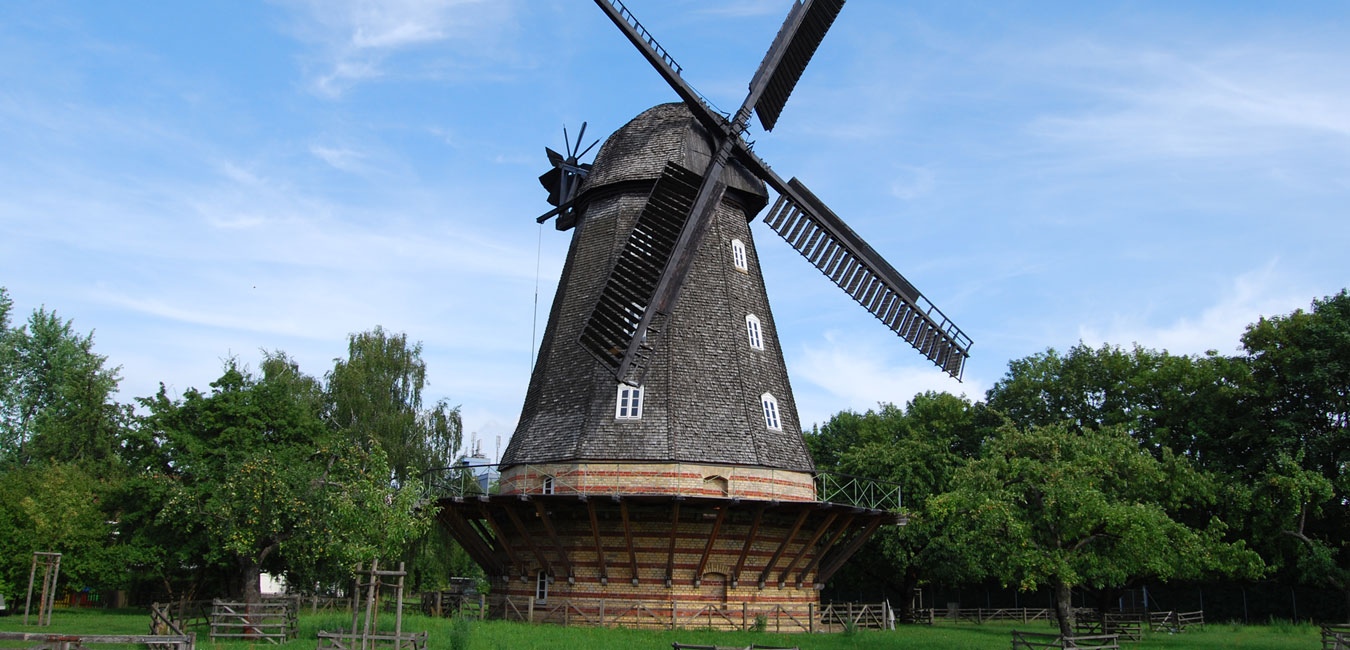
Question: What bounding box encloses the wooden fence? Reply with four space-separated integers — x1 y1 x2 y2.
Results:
149 601 210 637
0 632 193 650
1323 625 1350 650
316 629 428 650
1074 613 1144 642
207 599 297 644
1011 630 1120 650
1148 610 1204 632
922 608 1059 624
482 596 891 633
419 592 486 619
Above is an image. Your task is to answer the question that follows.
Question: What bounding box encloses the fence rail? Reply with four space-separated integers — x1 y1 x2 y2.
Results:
0 632 194 650
207 599 297 644
422 463 901 511
1322 625 1350 650
479 596 891 632
1012 630 1120 650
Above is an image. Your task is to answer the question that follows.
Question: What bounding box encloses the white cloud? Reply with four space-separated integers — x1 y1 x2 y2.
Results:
309 144 369 173
1027 44 1350 160
1077 262 1312 356
279 0 519 97
790 330 984 428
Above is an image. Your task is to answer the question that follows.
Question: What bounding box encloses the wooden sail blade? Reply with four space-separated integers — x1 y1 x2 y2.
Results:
761 178 972 380
593 0 728 137
752 0 846 132
579 162 702 379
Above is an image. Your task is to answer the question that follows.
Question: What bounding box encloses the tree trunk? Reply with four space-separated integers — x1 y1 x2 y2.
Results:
238 557 263 639
896 566 921 623
239 557 263 605
1051 576 1074 638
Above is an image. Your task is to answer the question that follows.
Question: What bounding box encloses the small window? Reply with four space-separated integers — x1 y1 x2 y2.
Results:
536 570 549 602
745 314 763 350
731 239 748 271
541 476 555 495
761 392 781 431
616 384 644 420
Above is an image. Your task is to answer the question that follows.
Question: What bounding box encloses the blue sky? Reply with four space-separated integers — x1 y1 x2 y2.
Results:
2 1 1347 459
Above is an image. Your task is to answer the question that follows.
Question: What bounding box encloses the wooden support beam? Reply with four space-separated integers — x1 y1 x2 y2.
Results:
533 501 574 584
693 506 727 586
797 513 854 586
503 501 553 578
778 510 838 586
478 501 525 579
438 507 502 576
731 504 766 588
816 514 885 585
664 500 681 587
587 500 609 585
620 500 640 586
758 508 810 588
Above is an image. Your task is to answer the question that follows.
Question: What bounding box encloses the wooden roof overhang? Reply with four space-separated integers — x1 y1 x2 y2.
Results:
434 493 903 591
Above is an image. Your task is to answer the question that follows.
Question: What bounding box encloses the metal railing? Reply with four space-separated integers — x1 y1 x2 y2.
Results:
422 463 901 512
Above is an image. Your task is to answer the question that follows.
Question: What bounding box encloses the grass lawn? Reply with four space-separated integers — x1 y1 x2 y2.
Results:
0 608 1324 650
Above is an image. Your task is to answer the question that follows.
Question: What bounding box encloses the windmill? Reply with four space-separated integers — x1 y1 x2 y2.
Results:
432 0 965 629
577 0 971 387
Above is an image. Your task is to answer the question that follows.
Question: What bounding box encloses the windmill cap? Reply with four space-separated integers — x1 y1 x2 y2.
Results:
579 103 769 216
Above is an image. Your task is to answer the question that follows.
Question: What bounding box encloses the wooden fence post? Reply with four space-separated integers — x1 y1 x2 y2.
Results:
479 594 486 621
809 602 815 633
527 596 534 623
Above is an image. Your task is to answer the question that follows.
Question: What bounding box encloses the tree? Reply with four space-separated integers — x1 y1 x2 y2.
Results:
1241 290 1350 616
0 290 126 469
986 343 1254 466
0 463 130 603
327 327 462 484
807 393 996 618
326 327 467 590
130 353 427 603
931 424 1260 636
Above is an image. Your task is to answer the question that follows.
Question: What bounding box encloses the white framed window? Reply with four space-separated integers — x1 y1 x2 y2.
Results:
745 314 763 350
730 239 748 271
536 570 549 602
541 476 555 495
761 392 782 431
616 384 644 420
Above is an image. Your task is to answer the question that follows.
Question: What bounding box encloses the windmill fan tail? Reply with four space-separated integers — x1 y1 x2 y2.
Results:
763 188 971 380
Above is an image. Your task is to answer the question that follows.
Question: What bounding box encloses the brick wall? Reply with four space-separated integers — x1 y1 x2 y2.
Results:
499 462 816 501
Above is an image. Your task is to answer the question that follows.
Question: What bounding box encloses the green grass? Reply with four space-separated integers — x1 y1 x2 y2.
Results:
0 609 1325 650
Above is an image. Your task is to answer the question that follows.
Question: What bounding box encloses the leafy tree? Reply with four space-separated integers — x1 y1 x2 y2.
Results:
986 343 1254 466
326 327 467 590
1241 290 1350 616
0 290 126 469
130 353 428 603
932 424 1261 636
808 393 996 619
0 463 130 603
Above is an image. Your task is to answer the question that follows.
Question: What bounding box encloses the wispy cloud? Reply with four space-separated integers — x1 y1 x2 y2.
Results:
1026 43 1350 160
278 0 520 97
790 330 983 428
1077 262 1312 356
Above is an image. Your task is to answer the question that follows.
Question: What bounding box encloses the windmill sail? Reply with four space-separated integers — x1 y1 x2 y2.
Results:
579 161 703 382
762 179 971 379
751 0 846 132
